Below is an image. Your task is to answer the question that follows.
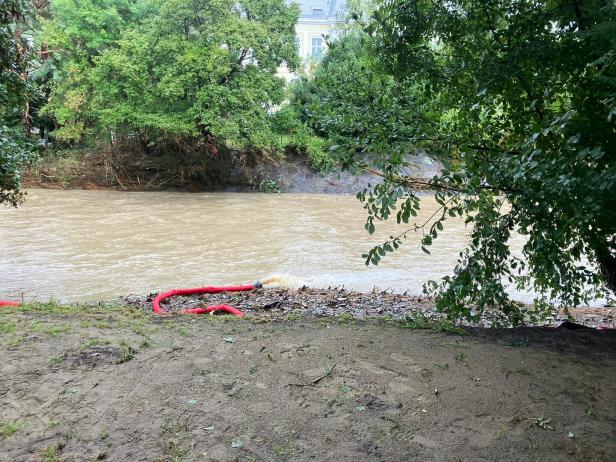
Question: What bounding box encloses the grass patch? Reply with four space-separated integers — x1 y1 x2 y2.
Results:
0 303 158 349
158 420 195 461
0 335 24 348
81 337 111 349
273 439 296 455
1 313 72 342
10 300 78 316
4 301 133 317
50 353 65 366
40 440 65 462
392 312 466 334
177 326 190 336
0 420 24 437
118 341 136 363
0 319 16 334
47 420 59 429
495 424 511 439
47 325 69 337
336 312 355 325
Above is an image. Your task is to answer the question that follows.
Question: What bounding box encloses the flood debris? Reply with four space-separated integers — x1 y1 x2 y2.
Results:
121 287 615 329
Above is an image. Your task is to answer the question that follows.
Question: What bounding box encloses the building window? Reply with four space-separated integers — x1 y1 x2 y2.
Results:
295 36 301 54
311 37 323 57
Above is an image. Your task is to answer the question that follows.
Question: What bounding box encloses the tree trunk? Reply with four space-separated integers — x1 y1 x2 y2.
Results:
596 239 616 294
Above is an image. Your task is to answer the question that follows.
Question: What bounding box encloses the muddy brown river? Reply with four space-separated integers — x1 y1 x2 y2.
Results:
1 189 532 303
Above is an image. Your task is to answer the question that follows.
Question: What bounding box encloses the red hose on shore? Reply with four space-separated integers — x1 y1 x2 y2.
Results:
2 282 258 317
152 284 258 317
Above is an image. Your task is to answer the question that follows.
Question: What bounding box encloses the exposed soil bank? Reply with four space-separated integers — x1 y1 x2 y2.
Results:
23 148 439 194
1 302 615 461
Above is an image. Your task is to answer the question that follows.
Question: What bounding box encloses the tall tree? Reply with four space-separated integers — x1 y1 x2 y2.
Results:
0 0 33 206
41 0 300 151
304 0 616 324
39 0 147 142
291 30 431 170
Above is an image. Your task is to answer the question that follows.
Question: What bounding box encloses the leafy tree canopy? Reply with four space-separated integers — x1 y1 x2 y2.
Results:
41 0 300 149
296 0 616 325
291 30 433 170
1 0 33 207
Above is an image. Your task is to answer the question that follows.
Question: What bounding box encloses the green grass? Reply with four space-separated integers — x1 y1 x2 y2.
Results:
47 325 69 336
4 335 24 348
50 353 65 366
392 312 466 334
0 420 24 437
273 439 296 455
40 441 65 462
0 300 132 317
118 341 135 363
0 317 23 347
1 302 157 339
336 312 355 324
177 326 190 336
47 420 59 429
0 319 16 334
158 421 194 461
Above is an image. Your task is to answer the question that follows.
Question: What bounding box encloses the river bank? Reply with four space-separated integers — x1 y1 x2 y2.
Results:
1 301 615 461
23 148 439 194
123 287 615 329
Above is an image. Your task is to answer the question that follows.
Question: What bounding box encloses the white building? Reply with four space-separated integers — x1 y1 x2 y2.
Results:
278 0 347 80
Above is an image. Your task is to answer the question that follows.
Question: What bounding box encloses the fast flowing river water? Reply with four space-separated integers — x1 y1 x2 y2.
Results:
1 189 531 303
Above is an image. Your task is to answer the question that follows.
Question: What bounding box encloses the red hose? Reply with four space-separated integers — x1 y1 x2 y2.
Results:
152 285 255 317
2 283 254 317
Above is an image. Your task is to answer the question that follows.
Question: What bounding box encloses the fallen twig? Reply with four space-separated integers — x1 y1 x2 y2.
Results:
289 364 337 387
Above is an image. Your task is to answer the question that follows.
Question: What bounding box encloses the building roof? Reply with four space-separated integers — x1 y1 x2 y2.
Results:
295 0 346 21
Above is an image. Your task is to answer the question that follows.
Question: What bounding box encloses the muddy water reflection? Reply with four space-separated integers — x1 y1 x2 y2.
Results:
1 190 527 302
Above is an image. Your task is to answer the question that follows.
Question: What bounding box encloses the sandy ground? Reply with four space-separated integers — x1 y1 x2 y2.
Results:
1 302 616 462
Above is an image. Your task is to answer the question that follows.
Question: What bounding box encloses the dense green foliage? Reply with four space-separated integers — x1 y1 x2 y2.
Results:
295 0 616 324
0 0 33 206
38 0 145 141
291 31 432 170
3 0 328 203
1 1 26 117
41 0 301 151
0 125 32 206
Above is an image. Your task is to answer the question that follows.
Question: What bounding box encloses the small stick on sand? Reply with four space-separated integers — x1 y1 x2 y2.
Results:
289 364 337 387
